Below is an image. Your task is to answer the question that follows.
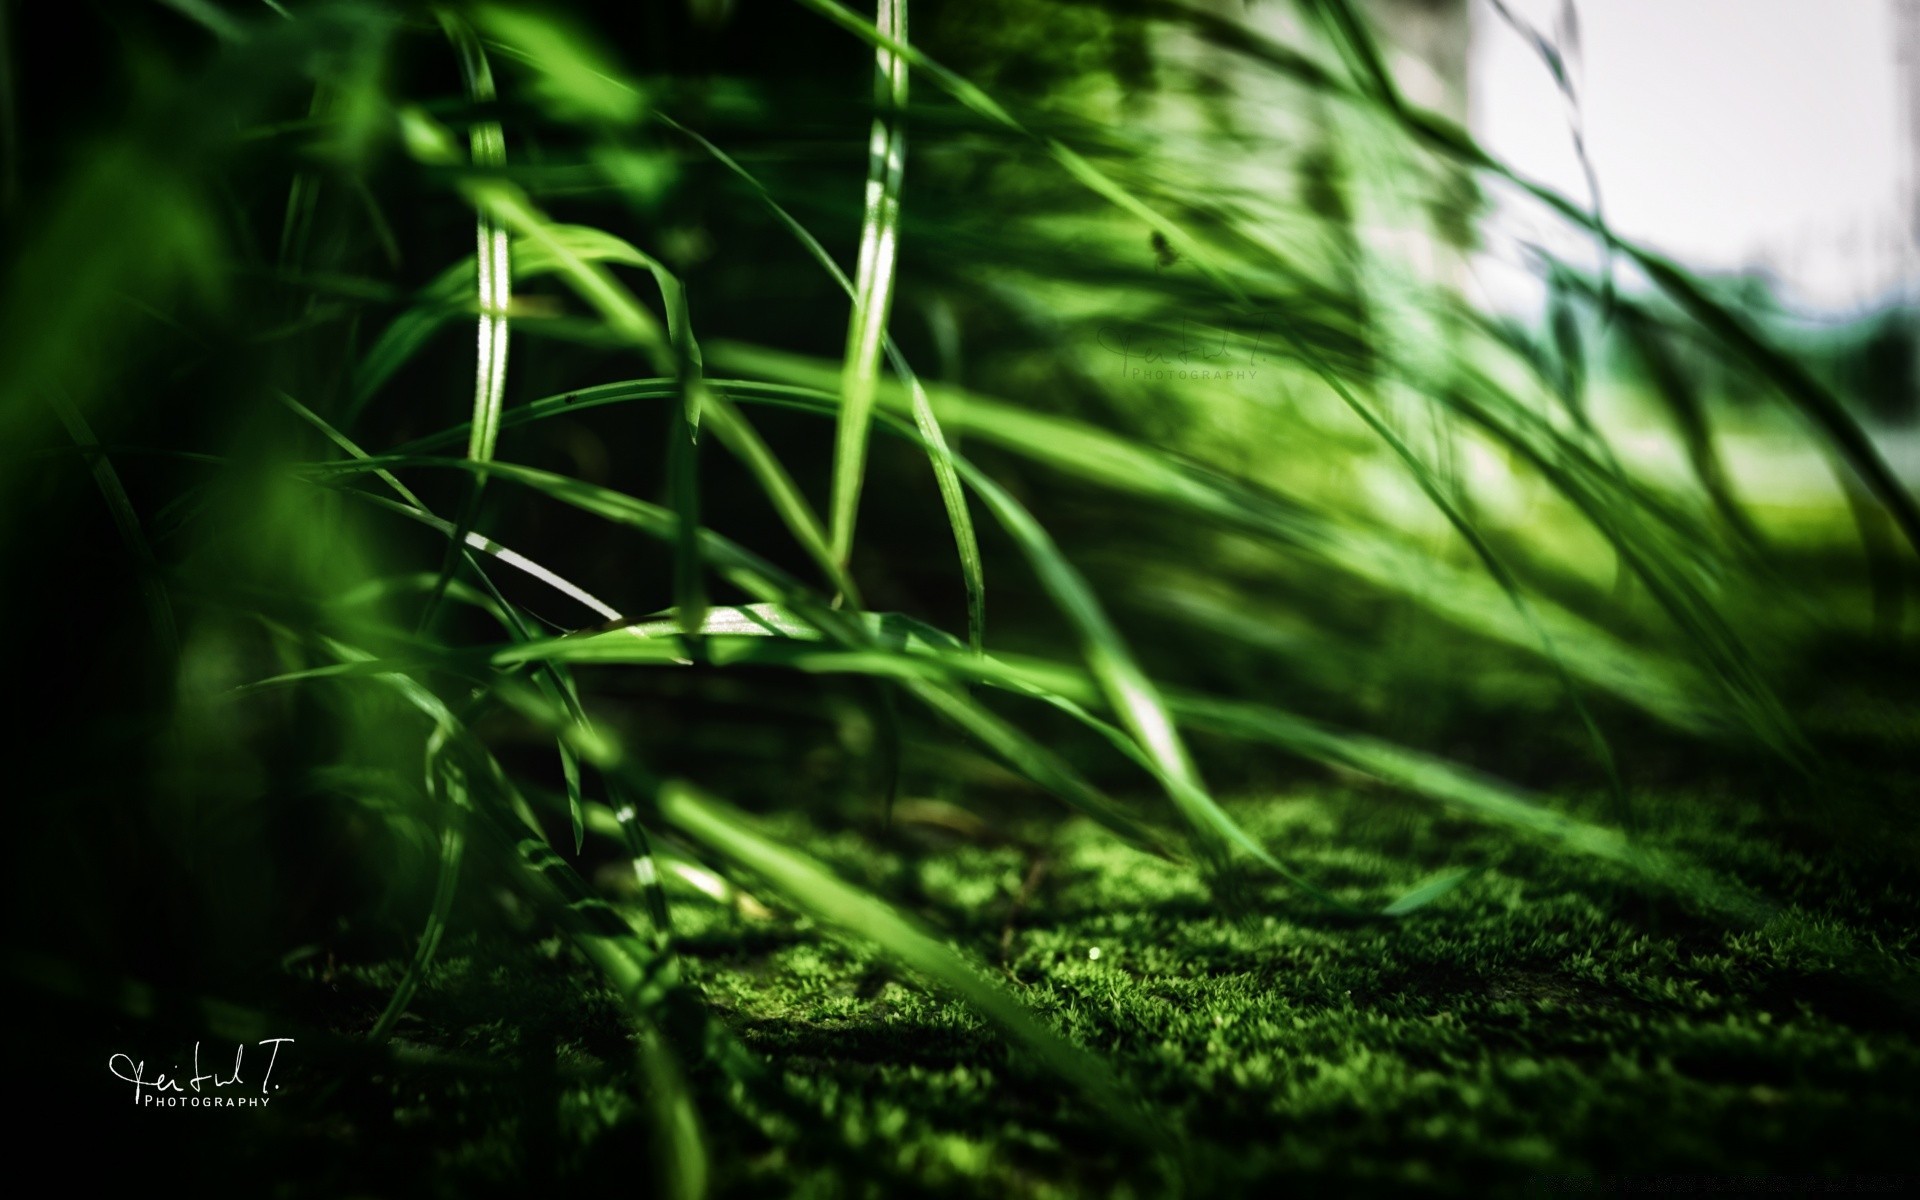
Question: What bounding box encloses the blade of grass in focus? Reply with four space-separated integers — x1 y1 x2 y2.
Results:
829 0 907 571
301 454 1172 852
426 14 983 641
380 372 1726 736
349 223 855 599
300 449 1465 910
657 111 983 648
703 348 1781 745
419 10 512 631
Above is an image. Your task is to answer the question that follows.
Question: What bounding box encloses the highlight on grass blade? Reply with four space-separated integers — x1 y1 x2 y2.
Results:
829 0 908 570
419 9 511 632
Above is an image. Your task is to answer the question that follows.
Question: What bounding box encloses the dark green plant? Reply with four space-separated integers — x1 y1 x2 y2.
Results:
3 1 1911 1192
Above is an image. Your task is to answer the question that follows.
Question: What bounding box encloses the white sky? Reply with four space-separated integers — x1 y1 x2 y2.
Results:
1470 0 1918 314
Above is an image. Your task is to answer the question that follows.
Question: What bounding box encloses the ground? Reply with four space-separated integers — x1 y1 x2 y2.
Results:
251 771 1920 1199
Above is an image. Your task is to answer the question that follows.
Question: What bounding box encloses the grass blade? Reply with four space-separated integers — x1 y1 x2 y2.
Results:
365 725 468 1043
659 112 982 647
46 393 179 659
653 778 1161 1154
420 12 512 631
313 447 1373 902
282 634 715 1197
829 0 908 568
796 0 1240 298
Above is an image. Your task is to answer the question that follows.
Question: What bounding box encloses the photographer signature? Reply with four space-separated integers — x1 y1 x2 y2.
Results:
107 1038 293 1107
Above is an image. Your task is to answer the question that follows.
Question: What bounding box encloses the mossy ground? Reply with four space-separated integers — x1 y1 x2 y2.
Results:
257 774 1920 1198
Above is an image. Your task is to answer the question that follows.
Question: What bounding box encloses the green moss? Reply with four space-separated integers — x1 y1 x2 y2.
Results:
305 782 1917 1197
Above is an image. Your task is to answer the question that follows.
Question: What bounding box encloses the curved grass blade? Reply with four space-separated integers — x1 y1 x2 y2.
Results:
706 394 860 603
585 231 716 639
657 112 980 645
796 0 1242 300
314 447 1417 906
419 13 511 632
366 724 468 1044
653 778 1164 1155
282 390 604 848
481 618 1464 915
829 0 907 569
317 452 1253 875
381 372 1722 735
352 226 635 421
394 111 672 359
954 466 1242 882
306 456 1187 857
490 616 1751 920
404 101 709 636
350 222 854 602
432 19 970 631
272 633 715 1197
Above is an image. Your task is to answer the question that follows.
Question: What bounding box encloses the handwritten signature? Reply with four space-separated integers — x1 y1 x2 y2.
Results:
107 1038 293 1107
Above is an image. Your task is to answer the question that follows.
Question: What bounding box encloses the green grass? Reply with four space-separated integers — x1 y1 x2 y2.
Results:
4 2 1917 1194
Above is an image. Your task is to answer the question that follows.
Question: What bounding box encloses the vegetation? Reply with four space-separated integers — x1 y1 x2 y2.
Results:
3 0 1914 1194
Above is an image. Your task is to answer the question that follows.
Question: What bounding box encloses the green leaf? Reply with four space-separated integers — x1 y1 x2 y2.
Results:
829 0 909 568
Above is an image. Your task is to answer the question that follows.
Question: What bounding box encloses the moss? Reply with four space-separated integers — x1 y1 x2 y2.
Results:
284 780 1919 1198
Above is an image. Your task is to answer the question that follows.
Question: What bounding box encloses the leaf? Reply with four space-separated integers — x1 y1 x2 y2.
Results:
420 11 512 631
288 633 715 1198
366 724 469 1044
472 3 645 126
829 0 909 567
45 393 179 659
656 112 981 644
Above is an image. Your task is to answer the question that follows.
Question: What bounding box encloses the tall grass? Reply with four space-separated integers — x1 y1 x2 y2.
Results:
2 0 1910 1189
